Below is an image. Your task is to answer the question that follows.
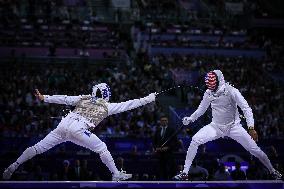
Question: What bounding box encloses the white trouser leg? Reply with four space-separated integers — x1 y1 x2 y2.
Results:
16 128 65 165
16 119 68 165
183 123 221 173
68 120 119 174
3 119 67 180
228 124 275 173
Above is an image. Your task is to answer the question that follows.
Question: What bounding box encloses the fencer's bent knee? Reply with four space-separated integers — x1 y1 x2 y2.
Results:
191 135 204 146
248 145 261 155
96 142 108 155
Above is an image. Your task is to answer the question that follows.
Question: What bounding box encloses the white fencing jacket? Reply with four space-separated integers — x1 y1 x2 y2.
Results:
189 70 254 128
43 93 156 128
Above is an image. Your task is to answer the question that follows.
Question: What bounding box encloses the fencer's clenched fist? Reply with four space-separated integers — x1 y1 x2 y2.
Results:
140 93 157 105
248 127 258 142
147 93 157 102
34 89 44 101
182 117 193 125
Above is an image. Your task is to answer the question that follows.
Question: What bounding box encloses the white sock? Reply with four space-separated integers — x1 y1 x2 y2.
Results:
183 141 198 173
250 148 275 174
100 150 119 175
15 146 37 165
9 162 20 171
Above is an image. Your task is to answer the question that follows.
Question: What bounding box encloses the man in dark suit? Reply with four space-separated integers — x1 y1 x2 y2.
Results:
59 160 75 180
231 161 246 180
153 115 178 180
73 159 90 180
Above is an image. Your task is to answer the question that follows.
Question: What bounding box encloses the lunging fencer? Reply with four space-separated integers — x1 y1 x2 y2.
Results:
174 70 282 180
3 83 156 181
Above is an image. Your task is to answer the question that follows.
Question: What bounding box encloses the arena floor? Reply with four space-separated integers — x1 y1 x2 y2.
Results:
0 180 283 188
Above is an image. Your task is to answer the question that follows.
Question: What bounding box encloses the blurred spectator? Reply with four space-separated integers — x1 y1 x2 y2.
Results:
59 160 74 180
116 157 125 171
81 159 92 180
188 160 209 181
153 115 178 180
149 174 157 181
48 43 57 57
142 173 149 180
14 165 28 180
50 172 59 181
132 173 140 181
73 159 89 180
246 159 269 180
267 145 280 165
177 164 184 174
128 145 141 160
213 163 231 181
231 162 246 180
31 165 45 181
197 144 210 163
177 139 186 153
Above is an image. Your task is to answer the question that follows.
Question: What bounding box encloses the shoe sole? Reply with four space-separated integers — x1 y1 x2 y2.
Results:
112 174 132 181
3 171 12 180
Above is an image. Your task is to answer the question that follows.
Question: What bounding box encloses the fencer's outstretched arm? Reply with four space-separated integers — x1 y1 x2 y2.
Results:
43 95 88 106
107 93 156 115
188 92 211 122
35 89 88 106
230 87 254 127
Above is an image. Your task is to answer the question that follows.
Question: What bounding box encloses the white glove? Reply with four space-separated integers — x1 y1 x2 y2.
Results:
140 93 156 105
147 93 156 102
182 117 193 125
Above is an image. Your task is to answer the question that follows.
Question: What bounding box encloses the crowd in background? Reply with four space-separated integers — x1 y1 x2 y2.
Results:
0 0 283 181
147 53 284 139
0 60 172 139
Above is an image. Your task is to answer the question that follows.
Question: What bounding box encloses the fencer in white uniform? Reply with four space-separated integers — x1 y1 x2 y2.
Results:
3 83 156 181
174 70 282 180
